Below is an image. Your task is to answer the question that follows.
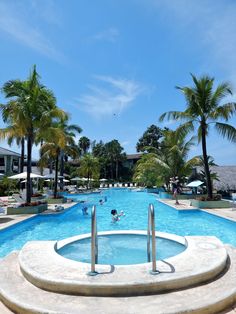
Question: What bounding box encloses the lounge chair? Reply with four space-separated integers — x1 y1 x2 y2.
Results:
12 194 25 203
53 205 64 212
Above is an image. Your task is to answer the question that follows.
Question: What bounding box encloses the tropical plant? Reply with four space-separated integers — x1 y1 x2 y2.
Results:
133 153 163 187
133 129 199 189
56 118 82 188
195 155 219 189
105 140 126 180
0 65 66 203
78 154 100 188
78 136 90 155
159 74 236 199
92 141 108 178
40 120 79 198
136 124 164 152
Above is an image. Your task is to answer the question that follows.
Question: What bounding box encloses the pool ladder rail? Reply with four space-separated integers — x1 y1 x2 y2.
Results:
147 203 158 274
88 203 158 275
88 205 98 276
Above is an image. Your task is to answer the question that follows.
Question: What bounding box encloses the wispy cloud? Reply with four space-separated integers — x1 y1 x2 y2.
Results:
76 75 143 118
0 1 64 62
93 27 120 43
146 0 236 83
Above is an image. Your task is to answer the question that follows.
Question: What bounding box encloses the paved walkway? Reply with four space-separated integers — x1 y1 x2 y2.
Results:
0 202 77 231
159 198 236 222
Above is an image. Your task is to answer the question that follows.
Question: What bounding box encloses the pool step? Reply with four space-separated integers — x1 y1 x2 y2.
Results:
18 236 228 296
0 245 236 314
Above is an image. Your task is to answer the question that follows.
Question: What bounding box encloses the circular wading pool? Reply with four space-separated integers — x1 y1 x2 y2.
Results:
57 232 186 265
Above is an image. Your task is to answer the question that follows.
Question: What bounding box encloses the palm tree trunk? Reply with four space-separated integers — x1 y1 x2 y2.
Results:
26 136 32 203
201 124 213 199
59 150 64 190
54 154 59 198
20 137 25 173
40 139 44 176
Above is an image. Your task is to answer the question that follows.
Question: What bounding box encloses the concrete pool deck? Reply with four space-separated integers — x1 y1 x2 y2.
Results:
158 198 236 222
0 202 77 231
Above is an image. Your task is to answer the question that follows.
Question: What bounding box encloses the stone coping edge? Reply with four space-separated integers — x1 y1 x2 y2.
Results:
18 232 228 296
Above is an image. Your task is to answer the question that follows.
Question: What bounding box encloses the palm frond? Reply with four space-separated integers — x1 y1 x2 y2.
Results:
215 122 236 142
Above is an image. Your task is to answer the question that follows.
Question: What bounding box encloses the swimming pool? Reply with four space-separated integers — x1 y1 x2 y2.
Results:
57 233 186 265
0 188 236 258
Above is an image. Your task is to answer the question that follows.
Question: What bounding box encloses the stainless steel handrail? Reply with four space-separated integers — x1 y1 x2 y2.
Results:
89 205 98 275
147 203 157 273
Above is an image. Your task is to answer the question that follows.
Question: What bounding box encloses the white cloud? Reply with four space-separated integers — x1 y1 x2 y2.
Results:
146 0 236 85
76 76 143 118
93 27 119 43
0 1 65 62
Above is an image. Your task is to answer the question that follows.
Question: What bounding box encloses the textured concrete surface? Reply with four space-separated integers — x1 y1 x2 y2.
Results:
19 233 227 296
0 245 236 314
159 198 236 222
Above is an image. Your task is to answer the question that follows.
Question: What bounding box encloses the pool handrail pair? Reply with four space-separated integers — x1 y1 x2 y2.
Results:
89 203 157 275
147 203 157 273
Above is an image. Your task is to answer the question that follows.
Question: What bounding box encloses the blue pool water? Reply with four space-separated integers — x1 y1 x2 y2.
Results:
0 188 236 258
58 234 186 265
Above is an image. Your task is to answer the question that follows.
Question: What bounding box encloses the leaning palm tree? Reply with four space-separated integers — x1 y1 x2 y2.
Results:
57 118 82 188
134 129 199 189
159 74 236 199
1 65 66 203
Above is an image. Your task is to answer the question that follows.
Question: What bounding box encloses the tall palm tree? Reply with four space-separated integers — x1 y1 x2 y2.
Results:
40 123 79 198
159 74 236 199
1 65 66 203
78 136 90 155
79 154 100 188
57 118 82 188
105 140 125 180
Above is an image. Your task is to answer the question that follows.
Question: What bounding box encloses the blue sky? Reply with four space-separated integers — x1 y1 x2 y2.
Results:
0 0 235 165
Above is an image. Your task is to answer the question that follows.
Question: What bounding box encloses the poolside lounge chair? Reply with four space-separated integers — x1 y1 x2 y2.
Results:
53 205 64 212
12 194 25 203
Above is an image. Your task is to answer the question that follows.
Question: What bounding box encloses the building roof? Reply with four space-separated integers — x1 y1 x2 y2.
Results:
197 165 236 191
126 153 143 160
0 147 21 157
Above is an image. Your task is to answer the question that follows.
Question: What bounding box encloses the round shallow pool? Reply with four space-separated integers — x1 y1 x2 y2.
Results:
57 233 186 265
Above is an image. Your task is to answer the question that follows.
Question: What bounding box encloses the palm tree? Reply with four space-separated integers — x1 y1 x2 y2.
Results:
57 118 82 188
40 122 79 198
1 65 66 203
105 140 125 180
159 74 236 199
79 136 90 155
78 154 100 188
134 129 199 189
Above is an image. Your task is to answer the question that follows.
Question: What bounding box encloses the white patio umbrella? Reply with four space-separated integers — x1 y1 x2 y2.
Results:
8 172 43 179
186 180 204 187
99 178 108 182
71 177 82 181
58 179 70 183
43 174 64 179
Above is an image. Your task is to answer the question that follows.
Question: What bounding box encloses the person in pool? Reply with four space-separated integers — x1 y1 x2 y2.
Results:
111 209 125 222
82 206 88 215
